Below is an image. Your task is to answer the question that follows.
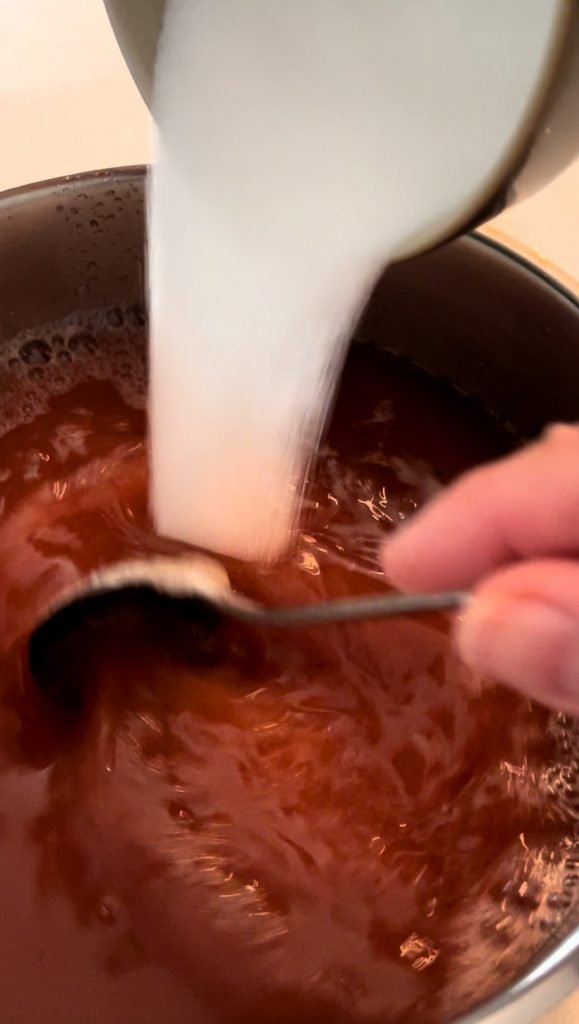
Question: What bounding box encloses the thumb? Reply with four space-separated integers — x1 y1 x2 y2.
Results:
456 559 579 715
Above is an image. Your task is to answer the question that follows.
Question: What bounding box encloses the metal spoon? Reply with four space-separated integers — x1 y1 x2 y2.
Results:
28 554 468 685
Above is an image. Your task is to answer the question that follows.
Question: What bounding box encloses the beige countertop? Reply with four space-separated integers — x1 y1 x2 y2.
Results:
1 2 579 1022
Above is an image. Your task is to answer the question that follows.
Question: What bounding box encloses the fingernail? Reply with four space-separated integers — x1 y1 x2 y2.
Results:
456 596 579 710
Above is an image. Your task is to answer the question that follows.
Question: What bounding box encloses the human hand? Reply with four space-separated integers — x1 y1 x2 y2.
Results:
382 424 579 714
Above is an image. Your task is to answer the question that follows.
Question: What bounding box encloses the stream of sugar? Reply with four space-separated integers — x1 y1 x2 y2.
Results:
149 0 559 562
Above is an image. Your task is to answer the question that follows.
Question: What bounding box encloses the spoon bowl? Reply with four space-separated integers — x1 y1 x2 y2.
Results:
28 554 468 690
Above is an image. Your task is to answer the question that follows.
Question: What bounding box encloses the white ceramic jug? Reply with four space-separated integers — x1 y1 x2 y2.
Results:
103 0 579 259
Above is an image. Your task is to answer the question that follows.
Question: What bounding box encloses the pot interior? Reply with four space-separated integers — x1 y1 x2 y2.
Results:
0 168 579 1024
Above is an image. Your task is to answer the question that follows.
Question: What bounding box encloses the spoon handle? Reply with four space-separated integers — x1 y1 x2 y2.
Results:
230 590 470 627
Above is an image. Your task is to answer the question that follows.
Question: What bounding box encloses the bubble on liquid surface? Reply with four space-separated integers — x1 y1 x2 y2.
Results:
20 339 52 366
125 304 147 327
106 307 124 328
68 332 97 355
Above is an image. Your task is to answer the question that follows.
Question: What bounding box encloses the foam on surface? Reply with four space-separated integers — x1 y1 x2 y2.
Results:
0 307 147 437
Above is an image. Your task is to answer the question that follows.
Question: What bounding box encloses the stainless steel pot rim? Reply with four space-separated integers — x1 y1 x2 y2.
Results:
1 165 578 315
0 165 578 1022
457 922 579 1024
0 165 148 209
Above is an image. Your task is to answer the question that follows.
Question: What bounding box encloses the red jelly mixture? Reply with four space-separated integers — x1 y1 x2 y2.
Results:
0 320 576 1024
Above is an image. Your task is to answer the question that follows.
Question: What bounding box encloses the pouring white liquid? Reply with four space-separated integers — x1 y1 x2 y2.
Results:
149 0 560 563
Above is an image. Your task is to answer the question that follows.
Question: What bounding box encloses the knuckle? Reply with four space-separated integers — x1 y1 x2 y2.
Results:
541 422 579 448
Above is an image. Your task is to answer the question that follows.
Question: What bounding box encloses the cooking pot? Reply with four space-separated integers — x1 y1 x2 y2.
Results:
0 167 578 1023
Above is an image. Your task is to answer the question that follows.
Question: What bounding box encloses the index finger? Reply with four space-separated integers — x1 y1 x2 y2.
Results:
383 424 579 592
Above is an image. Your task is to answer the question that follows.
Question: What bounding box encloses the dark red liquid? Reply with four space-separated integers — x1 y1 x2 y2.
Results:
0 327 575 1024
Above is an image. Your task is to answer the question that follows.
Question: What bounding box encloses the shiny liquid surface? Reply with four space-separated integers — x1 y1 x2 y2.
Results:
0 320 577 1024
